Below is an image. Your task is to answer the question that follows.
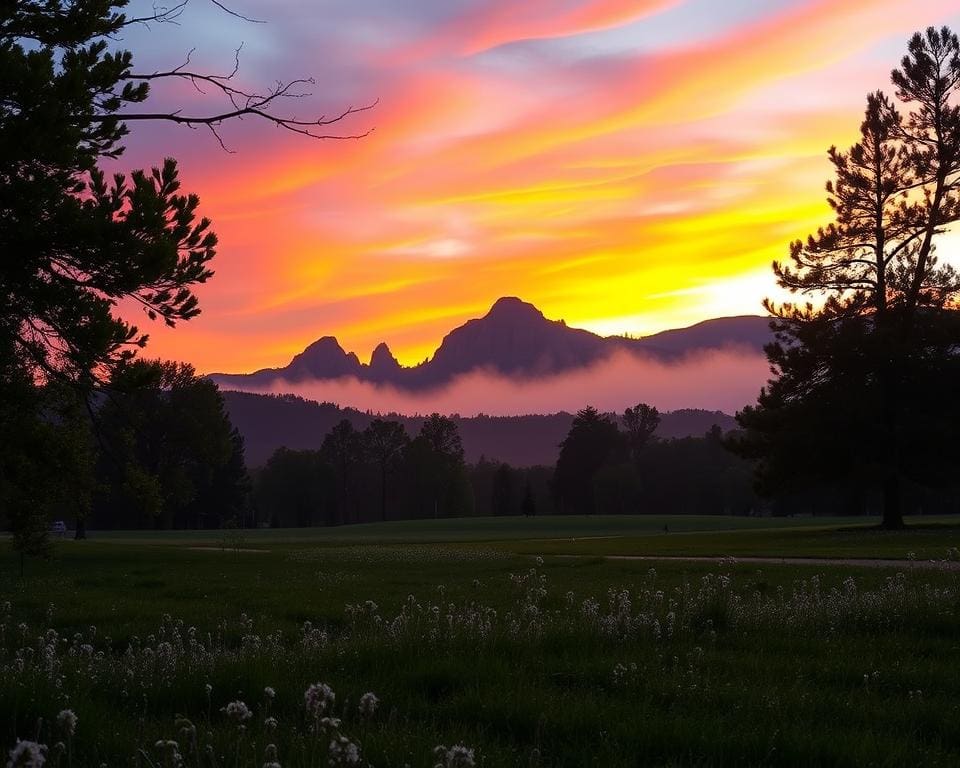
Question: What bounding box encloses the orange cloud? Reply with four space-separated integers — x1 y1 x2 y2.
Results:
124 0 960 379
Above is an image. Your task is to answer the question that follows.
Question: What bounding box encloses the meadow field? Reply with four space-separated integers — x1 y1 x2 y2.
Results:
3 515 960 767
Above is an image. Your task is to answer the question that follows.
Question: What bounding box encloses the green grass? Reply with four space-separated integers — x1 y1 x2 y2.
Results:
73 513 894 544
2 516 960 766
503 517 960 561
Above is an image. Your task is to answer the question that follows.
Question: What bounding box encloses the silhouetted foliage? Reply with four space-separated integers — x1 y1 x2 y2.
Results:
554 407 627 514
253 448 335 528
1 2 365 541
400 415 472 519
1 346 98 567
1 3 220 386
622 403 661 461
363 419 410 522
92 361 250 529
491 463 517 517
734 27 960 529
521 482 537 517
320 420 364 525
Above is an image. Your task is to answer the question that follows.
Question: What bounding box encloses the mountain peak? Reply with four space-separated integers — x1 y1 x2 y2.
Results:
301 335 344 354
369 342 397 366
367 342 401 384
485 296 546 322
287 335 361 379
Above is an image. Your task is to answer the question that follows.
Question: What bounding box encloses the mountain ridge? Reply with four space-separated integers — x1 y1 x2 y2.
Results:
209 297 772 392
221 390 740 467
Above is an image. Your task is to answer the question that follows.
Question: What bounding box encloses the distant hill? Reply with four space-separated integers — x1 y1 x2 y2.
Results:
210 297 772 392
223 390 739 467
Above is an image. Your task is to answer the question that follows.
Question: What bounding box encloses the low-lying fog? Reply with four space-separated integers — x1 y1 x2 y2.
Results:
227 348 770 416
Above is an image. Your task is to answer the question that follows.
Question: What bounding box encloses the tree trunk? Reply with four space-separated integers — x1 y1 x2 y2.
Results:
380 466 387 522
881 472 904 530
74 514 87 540
876 323 904 531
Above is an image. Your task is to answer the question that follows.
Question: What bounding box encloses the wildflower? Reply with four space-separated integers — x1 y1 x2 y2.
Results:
263 743 281 767
433 744 476 768
264 717 279 733
7 740 47 768
153 740 183 767
204 684 213 696
328 735 361 766
358 692 379 718
535 556 544 566
318 717 342 732
56 709 77 737
264 687 276 700
222 700 253 723
304 683 335 718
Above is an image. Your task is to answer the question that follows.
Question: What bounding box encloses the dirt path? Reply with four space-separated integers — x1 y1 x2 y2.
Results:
185 546 271 553
555 554 960 570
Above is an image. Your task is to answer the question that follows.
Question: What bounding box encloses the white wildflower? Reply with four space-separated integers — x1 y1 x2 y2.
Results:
222 700 253 723
262 743 281 767
7 740 47 768
433 743 475 768
358 692 379 718
318 717 341 732
328 735 361 766
264 717 279 733
264 686 276 700
304 683 335 718
154 740 183 768
56 709 77 737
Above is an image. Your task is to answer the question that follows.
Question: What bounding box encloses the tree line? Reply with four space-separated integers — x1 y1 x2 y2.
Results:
3 373 772 538
250 402 761 527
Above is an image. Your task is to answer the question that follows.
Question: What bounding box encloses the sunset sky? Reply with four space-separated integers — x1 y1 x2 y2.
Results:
116 0 960 372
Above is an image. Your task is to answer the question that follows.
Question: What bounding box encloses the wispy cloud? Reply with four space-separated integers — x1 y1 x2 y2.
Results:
116 0 960 375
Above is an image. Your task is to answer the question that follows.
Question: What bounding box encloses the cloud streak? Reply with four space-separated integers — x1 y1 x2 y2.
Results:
113 0 960 375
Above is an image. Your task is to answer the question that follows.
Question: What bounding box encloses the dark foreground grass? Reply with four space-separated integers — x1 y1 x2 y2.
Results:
70 513 907 545
2 519 960 767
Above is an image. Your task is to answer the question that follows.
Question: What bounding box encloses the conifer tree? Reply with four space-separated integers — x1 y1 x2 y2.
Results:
734 28 960 529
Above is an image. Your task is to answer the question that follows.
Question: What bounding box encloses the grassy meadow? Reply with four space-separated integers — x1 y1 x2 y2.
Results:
2 515 960 766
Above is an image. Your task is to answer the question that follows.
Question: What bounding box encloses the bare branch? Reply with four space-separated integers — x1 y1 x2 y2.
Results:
208 0 265 24
123 0 263 28
206 122 235 153
120 41 378 147
92 97 379 142
124 1 191 28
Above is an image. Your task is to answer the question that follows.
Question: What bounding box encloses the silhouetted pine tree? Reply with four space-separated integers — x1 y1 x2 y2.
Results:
734 28 960 529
